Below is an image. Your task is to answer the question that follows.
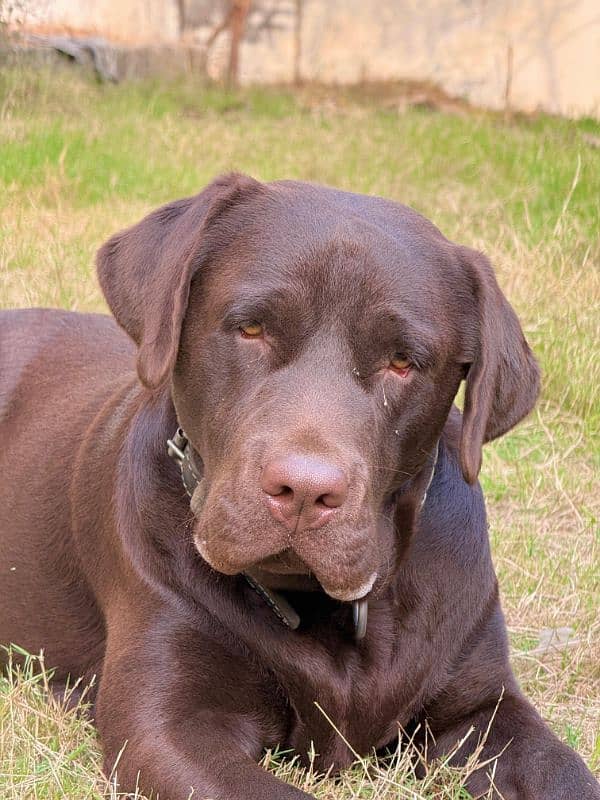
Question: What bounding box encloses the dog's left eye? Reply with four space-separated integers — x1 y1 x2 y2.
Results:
389 353 411 374
239 322 263 338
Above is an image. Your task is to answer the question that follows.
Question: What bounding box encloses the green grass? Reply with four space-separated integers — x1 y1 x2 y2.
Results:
1 65 599 799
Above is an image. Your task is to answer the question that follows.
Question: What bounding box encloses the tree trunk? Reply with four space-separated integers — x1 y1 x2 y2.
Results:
293 0 303 85
227 0 252 87
175 0 186 39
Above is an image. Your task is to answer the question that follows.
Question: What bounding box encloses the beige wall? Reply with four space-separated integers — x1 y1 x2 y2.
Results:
15 0 600 118
17 0 181 43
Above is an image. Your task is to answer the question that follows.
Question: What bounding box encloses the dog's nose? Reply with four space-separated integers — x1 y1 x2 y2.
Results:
261 455 348 531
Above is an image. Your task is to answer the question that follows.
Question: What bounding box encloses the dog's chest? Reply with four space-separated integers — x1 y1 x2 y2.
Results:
285 670 407 770
277 627 421 770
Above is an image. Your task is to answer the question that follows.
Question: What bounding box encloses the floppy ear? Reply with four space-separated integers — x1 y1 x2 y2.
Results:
459 248 540 484
97 172 262 389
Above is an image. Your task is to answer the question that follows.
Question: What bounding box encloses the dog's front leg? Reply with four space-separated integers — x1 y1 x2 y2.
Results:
95 611 313 800
420 650 600 800
422 689 599 799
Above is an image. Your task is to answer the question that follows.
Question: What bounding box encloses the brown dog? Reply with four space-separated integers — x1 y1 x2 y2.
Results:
1 174 598 799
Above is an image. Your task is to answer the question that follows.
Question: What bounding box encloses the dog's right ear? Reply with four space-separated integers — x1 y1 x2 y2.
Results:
458 247 540 484
97 173 262 390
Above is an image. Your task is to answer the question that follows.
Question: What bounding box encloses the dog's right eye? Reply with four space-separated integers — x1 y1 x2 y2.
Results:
239 322 263 338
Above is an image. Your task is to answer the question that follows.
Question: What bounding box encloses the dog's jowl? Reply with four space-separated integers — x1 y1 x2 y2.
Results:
1 175 598 799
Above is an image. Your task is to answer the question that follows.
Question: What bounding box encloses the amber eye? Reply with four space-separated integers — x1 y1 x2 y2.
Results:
390 353 411 373
239 322 263 338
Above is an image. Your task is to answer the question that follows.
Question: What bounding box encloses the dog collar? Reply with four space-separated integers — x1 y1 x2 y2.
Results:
167 428 203 498
167 428 437 641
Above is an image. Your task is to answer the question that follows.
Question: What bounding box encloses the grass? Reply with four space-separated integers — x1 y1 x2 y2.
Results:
1 65 599 798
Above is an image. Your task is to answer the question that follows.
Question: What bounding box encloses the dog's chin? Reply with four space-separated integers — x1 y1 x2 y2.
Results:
247 567 377 601
249 561 377 602
197 541 378 603
318 572 377 602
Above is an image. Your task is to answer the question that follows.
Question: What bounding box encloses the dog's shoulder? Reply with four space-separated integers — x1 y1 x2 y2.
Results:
0 309 135 422
1 307 128 352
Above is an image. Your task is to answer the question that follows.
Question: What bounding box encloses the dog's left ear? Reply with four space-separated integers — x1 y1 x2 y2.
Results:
459 247 540 484
97 173 262 389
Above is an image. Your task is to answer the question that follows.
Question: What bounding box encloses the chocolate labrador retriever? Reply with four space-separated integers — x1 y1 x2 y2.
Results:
1 174 598 799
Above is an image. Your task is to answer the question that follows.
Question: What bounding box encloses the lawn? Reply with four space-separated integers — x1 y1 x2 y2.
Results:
0 65 598 799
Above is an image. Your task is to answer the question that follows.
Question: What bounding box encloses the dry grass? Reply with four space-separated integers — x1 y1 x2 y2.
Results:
0 66 598 798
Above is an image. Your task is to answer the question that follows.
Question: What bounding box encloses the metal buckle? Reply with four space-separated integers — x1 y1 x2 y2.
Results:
167 428 188 465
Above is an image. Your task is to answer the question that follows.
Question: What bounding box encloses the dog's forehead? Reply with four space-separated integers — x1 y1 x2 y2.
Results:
210 181 462 312
256 181 452 259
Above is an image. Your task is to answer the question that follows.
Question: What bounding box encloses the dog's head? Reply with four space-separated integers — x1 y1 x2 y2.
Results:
97 174 539 601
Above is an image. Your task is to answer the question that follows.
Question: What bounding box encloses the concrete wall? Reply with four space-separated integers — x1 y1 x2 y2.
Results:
13 0 600 118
